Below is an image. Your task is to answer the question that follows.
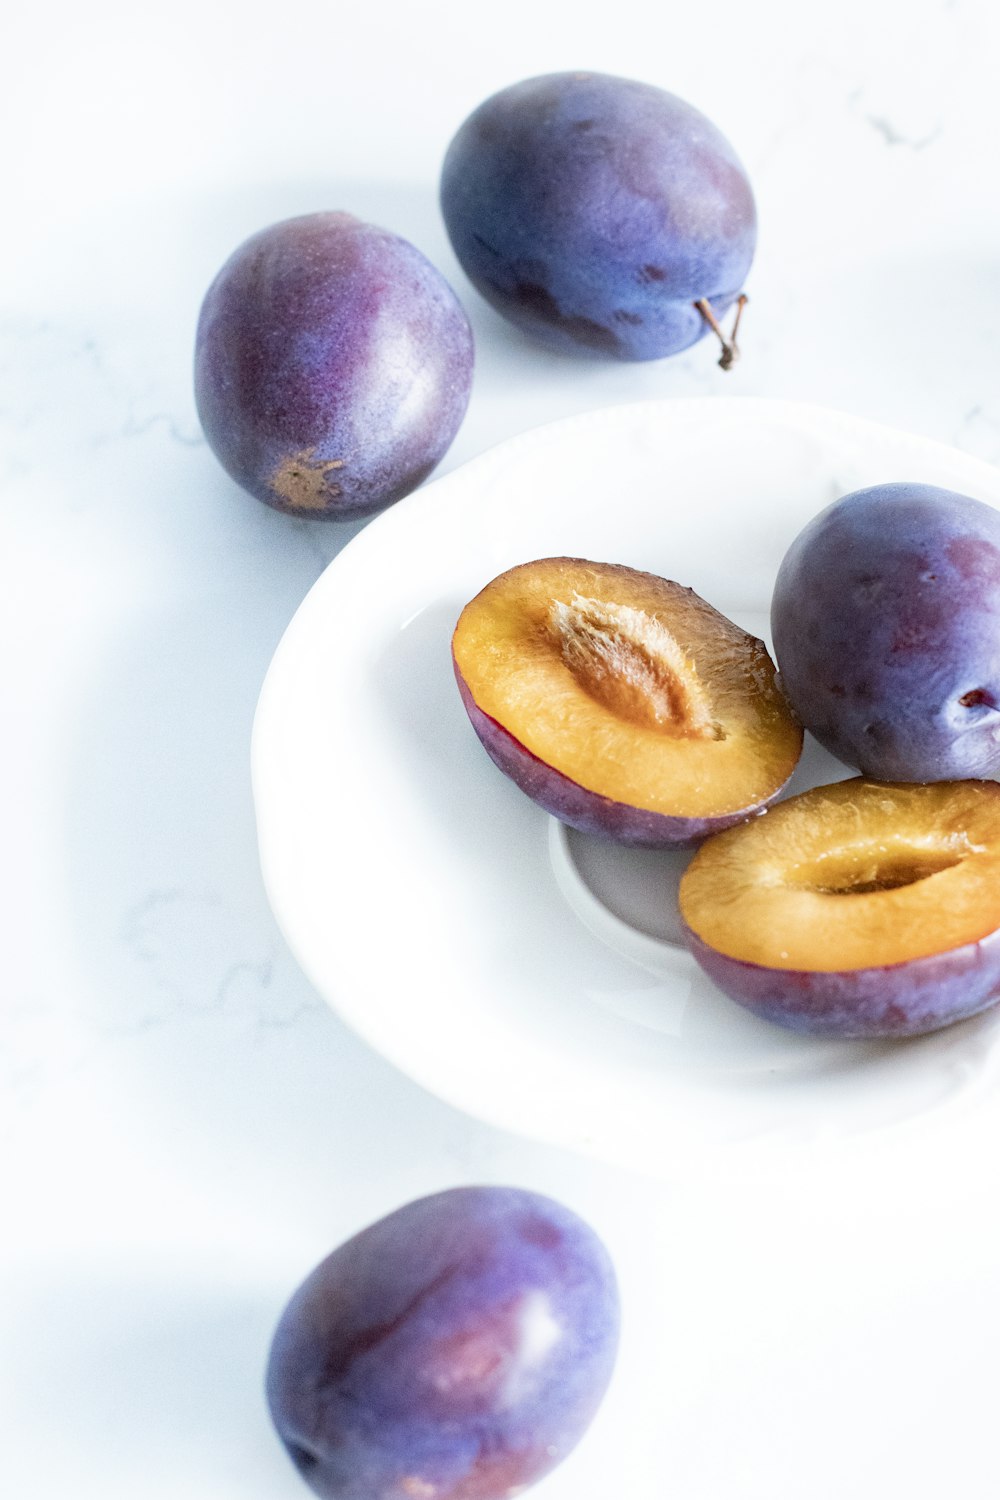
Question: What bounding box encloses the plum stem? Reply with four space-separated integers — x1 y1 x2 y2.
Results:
694 294 748 371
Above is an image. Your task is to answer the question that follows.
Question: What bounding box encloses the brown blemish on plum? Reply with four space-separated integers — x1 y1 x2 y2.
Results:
613 309 643 325
639 264 667 282
272 449 345 511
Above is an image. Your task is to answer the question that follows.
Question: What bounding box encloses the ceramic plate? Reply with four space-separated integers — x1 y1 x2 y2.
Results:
252 398 1000 1178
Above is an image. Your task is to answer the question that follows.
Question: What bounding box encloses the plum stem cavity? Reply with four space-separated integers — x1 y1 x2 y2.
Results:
550 593 722 738
694 294 748 371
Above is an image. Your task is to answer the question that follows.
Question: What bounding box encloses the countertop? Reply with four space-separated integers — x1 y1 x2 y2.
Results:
5 2 1000 1496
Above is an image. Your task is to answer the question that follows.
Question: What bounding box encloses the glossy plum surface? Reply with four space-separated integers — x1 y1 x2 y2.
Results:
195 212 473 519
440 72 756 361
266 1186 620 1500
771 482 1000 780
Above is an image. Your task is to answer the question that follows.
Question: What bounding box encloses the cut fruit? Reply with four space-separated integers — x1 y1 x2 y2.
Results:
679 777 1000 1037
452 558 802 847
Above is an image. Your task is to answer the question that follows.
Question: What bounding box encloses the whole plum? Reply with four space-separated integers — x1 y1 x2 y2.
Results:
195 212 474 519
771 482 1000 781
440 72 756 362
266 1186 620 1500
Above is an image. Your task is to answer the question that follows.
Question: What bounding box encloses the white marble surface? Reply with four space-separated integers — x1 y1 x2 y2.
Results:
5 2 1000 1496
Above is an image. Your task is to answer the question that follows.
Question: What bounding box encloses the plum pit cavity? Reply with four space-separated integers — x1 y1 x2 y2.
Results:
786 840 969 897
549 593 723 738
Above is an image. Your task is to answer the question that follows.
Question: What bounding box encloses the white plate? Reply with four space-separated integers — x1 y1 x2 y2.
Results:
252 398 1000 1179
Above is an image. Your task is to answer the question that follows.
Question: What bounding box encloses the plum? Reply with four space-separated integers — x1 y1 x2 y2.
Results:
194 212 473 519
266 1186 619 1500
679 777 1000 1038
452 558 802 847
440 72 756 363
771 482 1000 781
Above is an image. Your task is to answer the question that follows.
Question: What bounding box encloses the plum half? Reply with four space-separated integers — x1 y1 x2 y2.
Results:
441 72 756 363
266 1186 619 1500
771 482 1000 781
452 559 802 847
679 777 1000 1038
194 212 474 519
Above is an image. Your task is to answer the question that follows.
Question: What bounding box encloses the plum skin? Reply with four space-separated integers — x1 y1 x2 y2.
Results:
194 212 474 519
683 922 1000 1039
771 482 1000 781
440 71 756 360
265 1186 620 1500
455 663 786 848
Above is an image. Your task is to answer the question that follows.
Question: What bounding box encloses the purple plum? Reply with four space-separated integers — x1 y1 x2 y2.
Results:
440 72 756 362
194 212 473 519
266 1186 620 1500
771 482 1000 781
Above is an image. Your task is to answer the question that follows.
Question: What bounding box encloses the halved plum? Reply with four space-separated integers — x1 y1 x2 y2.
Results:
452 558 802 847
679 777 1000 1037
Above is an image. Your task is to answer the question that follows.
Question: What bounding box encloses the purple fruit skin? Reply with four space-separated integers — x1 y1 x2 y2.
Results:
265 1186 620 1500
194 213 474 519
455 665 784 848
440 72 756 360
771 482 1000 781
683 921 1000 1038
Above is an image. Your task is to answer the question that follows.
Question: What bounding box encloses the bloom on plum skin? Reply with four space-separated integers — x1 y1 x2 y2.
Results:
265 1186 620 1500
441 72 756 362
771 482 1000 781
195 212 474 520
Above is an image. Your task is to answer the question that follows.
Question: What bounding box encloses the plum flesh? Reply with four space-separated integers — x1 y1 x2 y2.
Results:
455 674 750 847
679 778 1000 1038
195 212 473 519
266 1186 619 1500
452 558 802 848
771 482 1000 781
440 72 756 361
